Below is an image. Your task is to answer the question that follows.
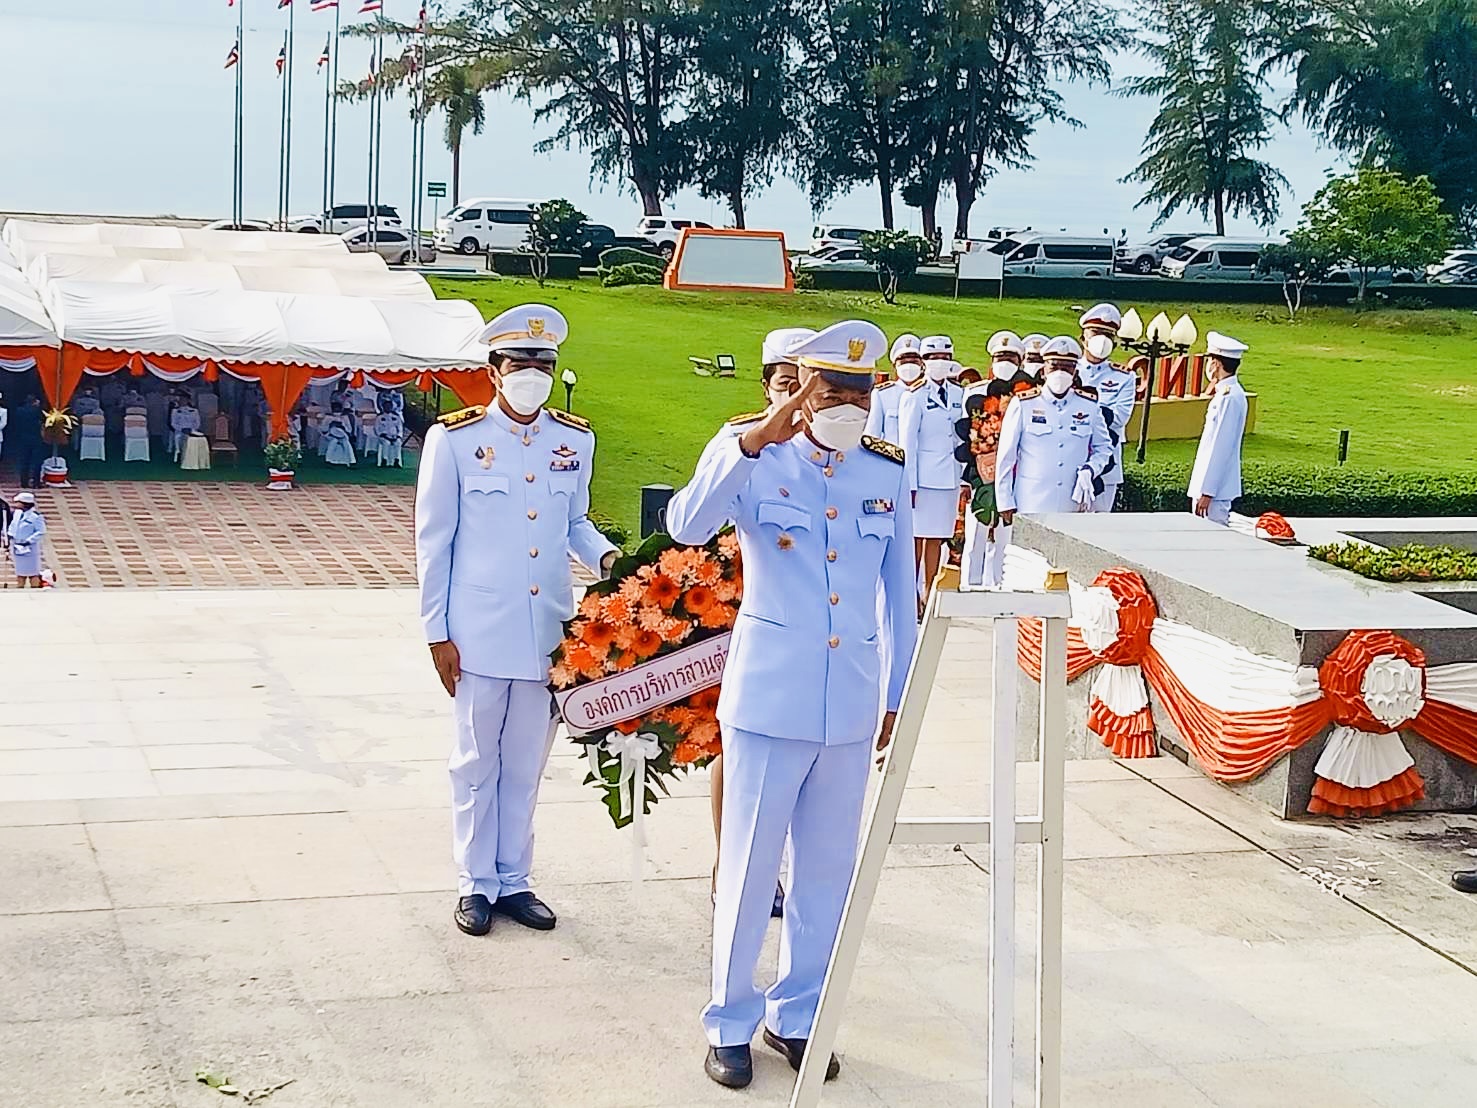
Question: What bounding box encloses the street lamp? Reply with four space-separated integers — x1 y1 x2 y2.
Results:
1118 309 1196 464
561 367 578 411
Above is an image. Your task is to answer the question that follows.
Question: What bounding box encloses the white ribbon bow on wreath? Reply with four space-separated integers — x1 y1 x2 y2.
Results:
589 729 662 889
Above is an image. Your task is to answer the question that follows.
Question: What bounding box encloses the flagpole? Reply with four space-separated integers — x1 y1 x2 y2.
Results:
415 7 429 249
278 31 289 229
365 31 378 246
235 3 246 224
371 25 384 247
285 1 296 225
327 2 341 224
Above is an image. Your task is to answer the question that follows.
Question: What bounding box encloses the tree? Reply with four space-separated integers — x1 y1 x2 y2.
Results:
859 228 931 302
527 198 587 285
1291 168 1454 302
1256 239 1330 319
1272 0 1477 235
683 0 800 228
1119 0 1287 235
428 65 486 206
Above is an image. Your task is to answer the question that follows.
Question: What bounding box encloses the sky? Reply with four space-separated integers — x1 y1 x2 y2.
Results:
0 0 1353 245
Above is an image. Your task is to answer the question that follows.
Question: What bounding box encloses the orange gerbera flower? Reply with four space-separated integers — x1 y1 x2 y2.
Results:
583 621 617 650
693 558 722 586
692 685 721 713
616 650 638 670
659 617 690 644
682 585 716 615
644 573 682 610
578 593 603 620
699 603 734 629
634 629 663 658
711 578 740 603
658 547 690 581
549 661 578 689
637 605 670 632
613 717 641 735
601 594 634 625
566 644 601 678
618 577 645 605
673 740 703 766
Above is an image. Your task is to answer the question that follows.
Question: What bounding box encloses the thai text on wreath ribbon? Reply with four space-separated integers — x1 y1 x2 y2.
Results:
554 633 731 732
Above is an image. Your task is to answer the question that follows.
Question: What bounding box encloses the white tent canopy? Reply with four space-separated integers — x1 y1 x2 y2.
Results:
2 219 351 254
4 240 396 270
26 252 435 301
43 280 485 370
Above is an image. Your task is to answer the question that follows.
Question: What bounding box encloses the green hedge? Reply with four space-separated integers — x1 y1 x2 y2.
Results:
598 246 667 270
600 263 664 288
486 251 582 278
1310 541 1477 582
1121 461 1477 516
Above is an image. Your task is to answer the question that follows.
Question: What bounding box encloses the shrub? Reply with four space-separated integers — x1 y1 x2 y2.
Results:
1310 541 1477 582
598 246 666 270
793 268 815 290
264 436 303 471
601 263 664 288
1120 460 1477 516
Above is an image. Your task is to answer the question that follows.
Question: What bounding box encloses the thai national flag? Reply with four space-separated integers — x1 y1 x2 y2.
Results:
359 0 383 13
317 36 332 68
311 0 338 10
417 3 427 30
224 40 241 69
275 44 287 74
278 0 293 8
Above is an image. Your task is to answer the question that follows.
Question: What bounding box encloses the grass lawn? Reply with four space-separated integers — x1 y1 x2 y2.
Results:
429 276 1477 536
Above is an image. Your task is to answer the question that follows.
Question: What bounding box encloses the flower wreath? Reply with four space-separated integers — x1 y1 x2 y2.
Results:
954 377 1037 525
551 530 741 827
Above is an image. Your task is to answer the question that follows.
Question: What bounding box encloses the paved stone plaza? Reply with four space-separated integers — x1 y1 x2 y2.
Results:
3 587 1477 1107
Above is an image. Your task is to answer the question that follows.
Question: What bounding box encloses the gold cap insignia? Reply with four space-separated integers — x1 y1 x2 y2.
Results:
847 337 866 362
528 318 546 338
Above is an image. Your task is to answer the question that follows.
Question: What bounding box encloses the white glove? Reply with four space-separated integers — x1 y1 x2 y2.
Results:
1072 467 1095 511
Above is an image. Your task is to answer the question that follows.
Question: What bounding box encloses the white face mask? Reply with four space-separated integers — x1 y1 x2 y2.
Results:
896 361 923 384
925 359 952 383
498 367 553 415
1085 334 1114 361
991 358 1018 381
1044 369 1075 397
808 403 868 452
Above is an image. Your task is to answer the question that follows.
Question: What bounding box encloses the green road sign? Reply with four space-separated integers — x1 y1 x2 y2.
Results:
427 181 447 198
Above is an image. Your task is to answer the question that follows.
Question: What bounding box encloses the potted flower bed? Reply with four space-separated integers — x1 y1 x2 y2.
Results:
264 435 302 491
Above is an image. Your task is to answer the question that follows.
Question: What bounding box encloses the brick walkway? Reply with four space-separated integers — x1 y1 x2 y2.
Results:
6 481 416 589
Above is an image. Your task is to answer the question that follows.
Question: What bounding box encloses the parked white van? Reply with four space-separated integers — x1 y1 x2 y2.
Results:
1159 237 1276 280
988 233 1116 277
435 198 541 255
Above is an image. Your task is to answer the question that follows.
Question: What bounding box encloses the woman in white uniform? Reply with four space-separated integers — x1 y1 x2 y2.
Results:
864 333 923 445
900 334 964 605
7 490 45 587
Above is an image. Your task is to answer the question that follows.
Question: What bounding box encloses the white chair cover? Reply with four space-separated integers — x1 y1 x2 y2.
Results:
79 436 106 461
124 435 150 462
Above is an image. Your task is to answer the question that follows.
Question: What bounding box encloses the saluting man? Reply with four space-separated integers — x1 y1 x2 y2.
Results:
1187 332 1250 525
415 303 618 938
667 321 917 1091
995 336 1113 521
1076 303 1135 512
864 333 922 445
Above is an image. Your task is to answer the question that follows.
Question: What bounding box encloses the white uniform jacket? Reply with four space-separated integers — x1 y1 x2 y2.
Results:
995 387 1113 514
863 380 905 446
666 428 918 747
415 403 617 682
900 380 965 493
1077 357 1137 485
1188 376 1248 501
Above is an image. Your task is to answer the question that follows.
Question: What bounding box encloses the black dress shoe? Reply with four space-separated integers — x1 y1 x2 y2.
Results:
771 883 785 919
1453 871 1477 893
762 1028 839 1081
492 891 557 930
704 1045 753 1089
454 894 493 936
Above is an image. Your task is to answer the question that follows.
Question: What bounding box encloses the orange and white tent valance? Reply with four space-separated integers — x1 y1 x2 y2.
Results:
1006 548 1477 817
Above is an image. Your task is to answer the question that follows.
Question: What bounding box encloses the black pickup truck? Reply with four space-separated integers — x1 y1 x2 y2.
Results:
577 224 661 267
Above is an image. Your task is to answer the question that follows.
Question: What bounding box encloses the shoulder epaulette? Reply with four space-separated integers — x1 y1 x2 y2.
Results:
547 408 592 432
874 379 897 391
907 378 927 391
437 405 486 431
1017 386 1042 400
1073 385 1099 400
726 410 767 427
861 435 904 464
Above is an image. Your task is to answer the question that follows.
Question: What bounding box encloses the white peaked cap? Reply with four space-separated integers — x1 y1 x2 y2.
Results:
1042 335 1083 361
987 330 1025 357
1022 333 1049 355
1206 331 1249 358
889 333 922 361
919 334 954 357
762 327 818 366
478 303 568 353
1078 303 1122 330
789 319 888 375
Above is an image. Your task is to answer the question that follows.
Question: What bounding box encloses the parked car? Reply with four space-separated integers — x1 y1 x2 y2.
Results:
634 216 715 258
576 224 661 266
810 225 870 253
988 233 1116 277
793 246 873 273
434 198 541 255
1114 232 1207 275
1425 249 1477 279
1159 237 1276 280
203 219 276 232
1324 265 1419 285
341 226 436 265
289 204 402 234
1430 261 1477 285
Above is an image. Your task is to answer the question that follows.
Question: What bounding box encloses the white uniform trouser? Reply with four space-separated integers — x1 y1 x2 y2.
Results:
961 513 1011 588
704 727 872 1046
1193 498 1233 526
450 674 559 899
1092 481 1120 513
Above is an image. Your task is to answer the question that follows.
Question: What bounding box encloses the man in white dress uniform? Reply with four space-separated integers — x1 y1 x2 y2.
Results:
415 303 618 937
995 337 1113 519
1075 303 1136 512
1187 331 1250 526
667 321 917 1091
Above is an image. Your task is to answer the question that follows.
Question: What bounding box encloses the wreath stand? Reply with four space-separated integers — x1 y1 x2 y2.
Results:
791 566 1072 1108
